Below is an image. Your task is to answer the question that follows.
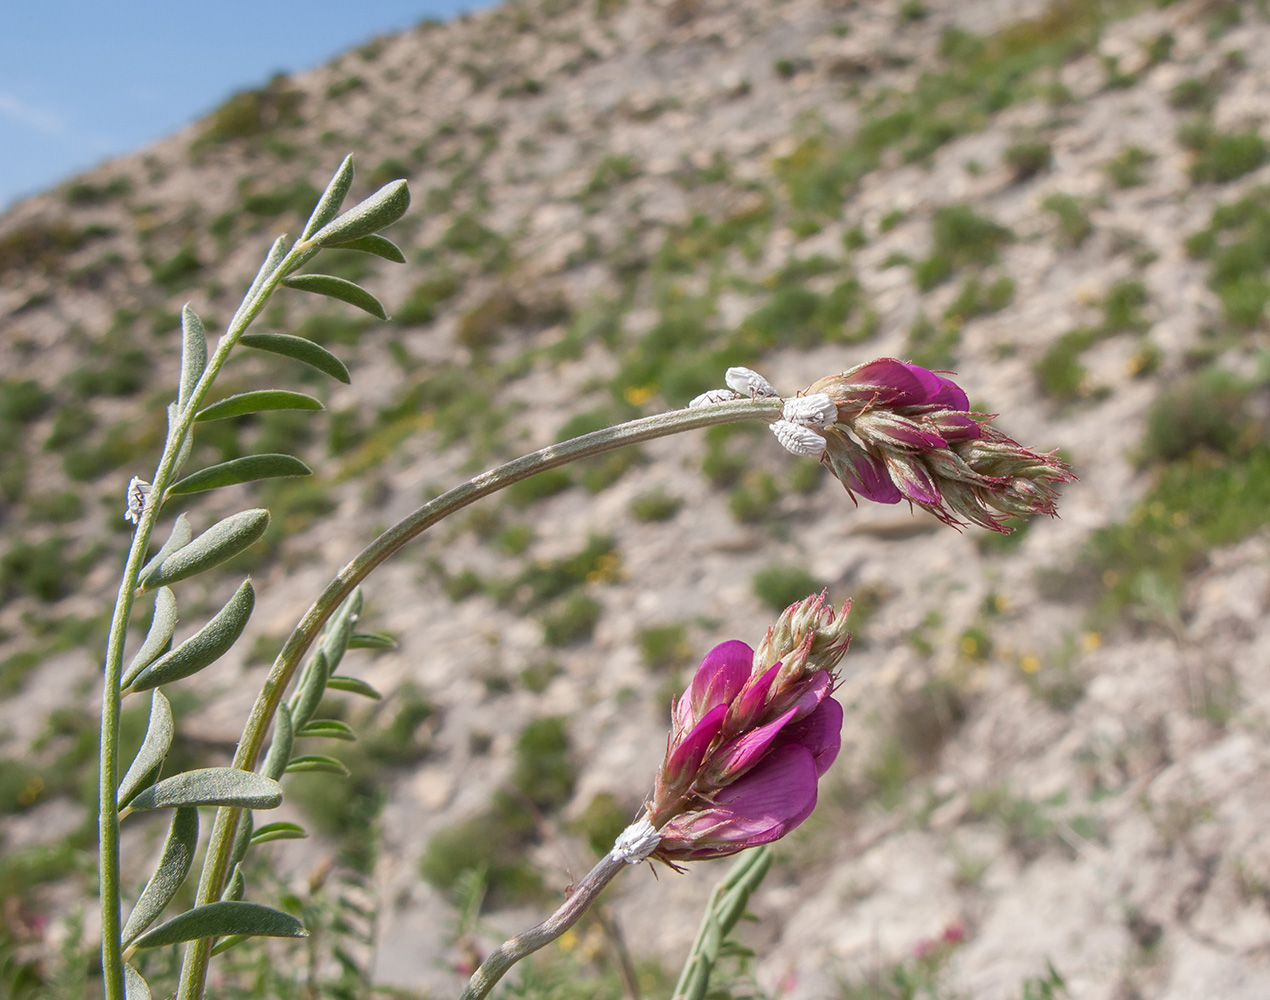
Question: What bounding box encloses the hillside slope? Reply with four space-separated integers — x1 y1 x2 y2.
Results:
3 0 1270 997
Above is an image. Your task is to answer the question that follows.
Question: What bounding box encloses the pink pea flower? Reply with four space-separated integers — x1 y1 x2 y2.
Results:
799 359 1074 532
646 593 849 864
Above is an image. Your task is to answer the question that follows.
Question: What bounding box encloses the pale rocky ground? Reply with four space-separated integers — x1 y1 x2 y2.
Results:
2 0 1270 997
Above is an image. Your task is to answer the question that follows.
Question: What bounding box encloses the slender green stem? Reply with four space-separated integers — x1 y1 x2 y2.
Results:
98 237 311 998
176 394 783 1000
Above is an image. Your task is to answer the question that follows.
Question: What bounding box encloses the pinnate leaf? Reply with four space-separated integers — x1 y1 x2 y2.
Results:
281 274 386 320
130 901 306 949
126 767 281 811
167 454 311 496
117 690 174 807
140 509 270 588
238 333 351 383
129 580 254 692
121 806 198 945
262 703 294 782
196 391 323 422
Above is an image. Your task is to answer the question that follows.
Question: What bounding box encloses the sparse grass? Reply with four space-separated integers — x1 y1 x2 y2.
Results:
630 489 683 522
541 593 602 646
637 623 694 673
1185 185 1270 327
1004 139 1053 182
1184 124 1268 185
1041 192 1093 248
752 563 824 613
1105 145 1155 188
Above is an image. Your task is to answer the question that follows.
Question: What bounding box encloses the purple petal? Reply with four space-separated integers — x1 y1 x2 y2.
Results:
676 640 752 731
709 705 798 781
774 696 843 776
846 359 940 406
727 661 781 733
824 431 903 504
666 703 727 782
931 375 970 411
659 745 820 858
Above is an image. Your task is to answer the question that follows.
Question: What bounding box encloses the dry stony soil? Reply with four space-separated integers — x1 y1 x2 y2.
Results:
3 0 1270 997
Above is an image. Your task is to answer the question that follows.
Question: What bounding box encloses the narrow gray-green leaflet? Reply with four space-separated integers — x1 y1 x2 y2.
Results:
249 822 307 845
240 235 290 309
310 179 409 247
195 391 324 422
122 588 178 689
238 333 351 384
288 649 330 730
221 866 245 902
139 515 193 582
126 768 281 811
121 807 199 946
261 703 293 782
326 676 382 699
297 719 356 741
329 233 405 263
131 901 306 950
178 306 207 410
280 274 387 319
141 510 270 589
285 754 350 777
300 153 354 240
117 690 174 807
348 631 397 650
167 454 312 496
123 964 151 1000
319 588 362 677
128 580 254 692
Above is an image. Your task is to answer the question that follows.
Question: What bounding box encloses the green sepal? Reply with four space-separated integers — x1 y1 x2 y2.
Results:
126 767 281 811
130 901 306 949
129 580 254 692
117 690 174 807
238 333 351 383
140 509 270 588
281 274 386 320
195 391 324 422
121 806 198 946
167 454 311 496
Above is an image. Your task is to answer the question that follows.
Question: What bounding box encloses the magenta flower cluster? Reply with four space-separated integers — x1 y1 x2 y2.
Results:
804 358 1074 532
646 594 849 863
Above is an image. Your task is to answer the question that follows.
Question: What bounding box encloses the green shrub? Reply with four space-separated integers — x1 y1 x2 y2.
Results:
395 272 461 325
1105 145 1155 188
1185 187 1270 327
0 537 74 603
1003 140 1053 181
752 563 824 613
148 246 203 289
64 176 132 206
1187 127 1268 185
505 468 573 507
637 623 693 673
197 76 305 145
630 489 683 522
572 793 629 858
511 716 576 811
1041 192 1093 248
0 380 53 423
541 593 602 646
1138 367 1258 465
915 205 1013 290
1034 328 1095 401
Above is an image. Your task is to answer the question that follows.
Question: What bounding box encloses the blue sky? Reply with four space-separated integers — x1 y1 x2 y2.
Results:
0 1 489 210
